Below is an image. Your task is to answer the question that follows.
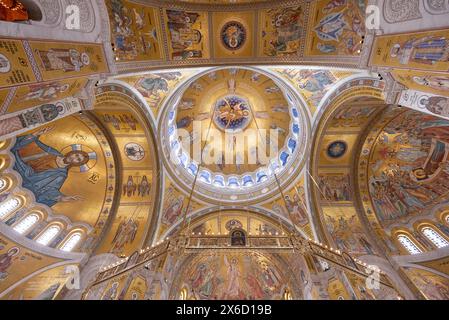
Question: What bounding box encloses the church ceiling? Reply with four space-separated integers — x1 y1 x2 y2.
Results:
158 66 310 204
2 0 449 301
311 92 387 257
107 0 366 71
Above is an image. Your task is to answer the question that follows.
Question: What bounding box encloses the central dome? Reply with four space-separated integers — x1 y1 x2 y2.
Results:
160 67 309 203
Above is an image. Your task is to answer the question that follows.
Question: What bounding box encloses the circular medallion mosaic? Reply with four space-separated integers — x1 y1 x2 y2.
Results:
327 141 347 158
220 21 246 51
213 95 252 132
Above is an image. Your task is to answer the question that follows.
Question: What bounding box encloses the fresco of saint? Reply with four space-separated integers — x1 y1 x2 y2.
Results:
35 49 90 73
110 218 139 255
390 37 449 66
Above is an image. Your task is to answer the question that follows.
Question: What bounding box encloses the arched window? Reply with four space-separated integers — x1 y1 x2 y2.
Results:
397 235 422 254
421 227 449 249
60 232 82 252
13 213 39 234
36 225 61 246
0 197 21 220
0 178 6 192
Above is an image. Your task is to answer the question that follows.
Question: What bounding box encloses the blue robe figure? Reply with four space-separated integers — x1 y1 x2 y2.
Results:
11 134 89 207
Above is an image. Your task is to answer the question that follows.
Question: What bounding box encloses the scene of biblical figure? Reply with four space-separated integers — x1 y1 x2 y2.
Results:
284 192 309 227
390 37 449 67
107 0 162 61
110 218 139 255
404 268 449 300
122 175 151 198
423 96 449 117
0 99 82 138
30 42 108 80
102 113 139 131
371 30 449 72
35 48 90 73
166 9 209 60
330 106 378 128
324 209 375 255
368 111 449 224
133 72 183 108
275 68 344 110
180 252 288 300
318 174 352 202
11 126 96 207
307 0 365 56
0 247 19 280
260 6 303 56
161 187 186 227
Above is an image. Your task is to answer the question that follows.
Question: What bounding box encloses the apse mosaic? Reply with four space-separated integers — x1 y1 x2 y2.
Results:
305 0 366 57
4 114 115 231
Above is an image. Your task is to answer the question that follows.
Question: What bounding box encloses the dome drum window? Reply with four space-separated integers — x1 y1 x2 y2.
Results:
421 227 449 249
397 235 422 255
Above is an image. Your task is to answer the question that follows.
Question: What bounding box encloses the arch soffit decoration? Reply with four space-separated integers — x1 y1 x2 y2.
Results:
92 83 163 247
309 78 387 245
